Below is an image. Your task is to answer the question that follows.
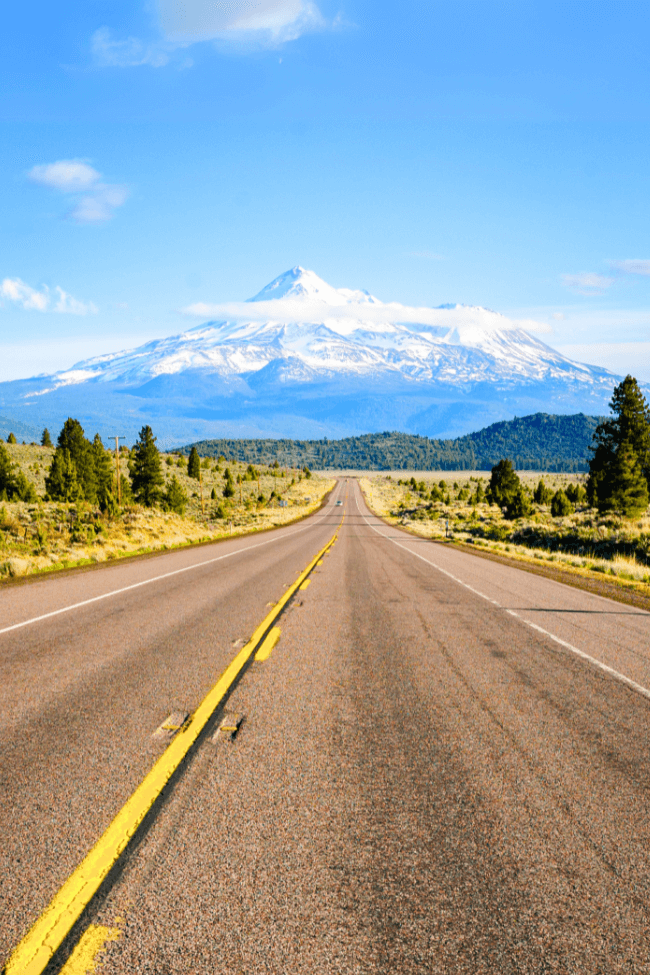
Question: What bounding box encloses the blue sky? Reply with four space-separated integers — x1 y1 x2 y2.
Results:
2 0 650 381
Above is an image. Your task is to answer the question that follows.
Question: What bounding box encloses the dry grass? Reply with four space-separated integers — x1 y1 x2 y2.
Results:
359 472 650 592
0 445 334 582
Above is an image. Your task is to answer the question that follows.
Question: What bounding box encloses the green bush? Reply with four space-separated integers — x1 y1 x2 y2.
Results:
163 475 188 515
551 489 574 517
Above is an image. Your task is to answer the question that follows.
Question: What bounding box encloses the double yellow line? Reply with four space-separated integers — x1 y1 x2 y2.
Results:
5 521 341 975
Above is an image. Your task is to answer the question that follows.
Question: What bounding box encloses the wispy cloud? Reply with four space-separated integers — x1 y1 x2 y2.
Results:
0 278 97 315
180 296 552 333
28 159 129 224
609 259 650 276
561 272 614 296
92 0 328 67
91 27 171 67
159 0 325 46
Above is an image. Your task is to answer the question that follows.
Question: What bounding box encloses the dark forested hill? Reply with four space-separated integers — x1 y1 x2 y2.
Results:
181 413 602 472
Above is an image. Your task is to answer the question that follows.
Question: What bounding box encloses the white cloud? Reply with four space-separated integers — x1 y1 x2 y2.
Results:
28 160 101 192
94 0 327 65
0 278 97 315
91 27 171 67
27 158 128 224
561 272 614 296
1 278 49 311
159 0 324 45
609 259 650 276
552 311 565 320
54 287 99 315
68 184 130 225
181 296 552 334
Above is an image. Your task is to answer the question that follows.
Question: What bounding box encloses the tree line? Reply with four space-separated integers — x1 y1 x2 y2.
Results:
182 412 601 472
0 421 189 515
487 376 650 519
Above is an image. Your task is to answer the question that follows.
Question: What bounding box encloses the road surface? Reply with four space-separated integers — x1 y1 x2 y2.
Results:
2 479 650 973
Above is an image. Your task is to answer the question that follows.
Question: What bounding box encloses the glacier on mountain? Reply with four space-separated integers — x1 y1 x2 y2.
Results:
0 266 624 445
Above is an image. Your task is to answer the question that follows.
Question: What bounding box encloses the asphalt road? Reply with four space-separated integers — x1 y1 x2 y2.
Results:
3 479 650 973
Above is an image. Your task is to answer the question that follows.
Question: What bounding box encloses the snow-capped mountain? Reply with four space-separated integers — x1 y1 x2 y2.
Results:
0 267 623 445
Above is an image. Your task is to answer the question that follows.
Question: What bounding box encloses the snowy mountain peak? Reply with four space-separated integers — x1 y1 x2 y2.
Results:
0 265 621 446
247 266 379 306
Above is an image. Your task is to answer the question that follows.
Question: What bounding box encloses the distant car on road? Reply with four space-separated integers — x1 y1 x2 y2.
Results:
335 500 343 505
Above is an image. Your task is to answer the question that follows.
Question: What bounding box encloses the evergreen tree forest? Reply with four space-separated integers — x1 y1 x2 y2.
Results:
45 418 115 508
183 412 602 472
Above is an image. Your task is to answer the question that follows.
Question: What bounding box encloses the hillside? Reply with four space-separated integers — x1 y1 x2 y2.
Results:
182 412 602 472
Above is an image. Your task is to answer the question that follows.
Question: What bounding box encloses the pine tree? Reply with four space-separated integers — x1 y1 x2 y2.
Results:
534 478 553 504
7 433 16 444
92 434 116 511
487 459 521 506
0 444 35 500
54 418 97 502
598 440 649 518
130 425 164 506
187 446 201 480
588 376 650 507
45 448 81 502
41 428 52 447
164 475 188 515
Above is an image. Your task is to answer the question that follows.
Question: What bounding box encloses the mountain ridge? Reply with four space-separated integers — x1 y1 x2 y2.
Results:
0 266 627 445
181 412 603 473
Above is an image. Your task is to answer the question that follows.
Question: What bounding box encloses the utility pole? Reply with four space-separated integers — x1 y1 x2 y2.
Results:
109 436 125 505
199 467 205 516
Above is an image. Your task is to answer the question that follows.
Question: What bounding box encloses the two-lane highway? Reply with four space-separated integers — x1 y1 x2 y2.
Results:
3 479 650 973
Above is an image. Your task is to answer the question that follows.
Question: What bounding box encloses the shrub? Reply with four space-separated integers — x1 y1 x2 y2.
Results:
533 478 553 504
506 485 532 520
551 489 574 517
488 459 521 507
163 475 188 515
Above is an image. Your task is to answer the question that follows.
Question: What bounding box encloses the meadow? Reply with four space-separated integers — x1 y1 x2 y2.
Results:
358 471 650 593
0 443 334 580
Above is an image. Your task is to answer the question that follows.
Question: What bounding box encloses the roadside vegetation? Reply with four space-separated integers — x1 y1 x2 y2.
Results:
0 423 333 581
361 376 650 593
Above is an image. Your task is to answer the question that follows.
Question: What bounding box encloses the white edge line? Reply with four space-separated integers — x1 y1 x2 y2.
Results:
0 492 342 637
354 485 650 705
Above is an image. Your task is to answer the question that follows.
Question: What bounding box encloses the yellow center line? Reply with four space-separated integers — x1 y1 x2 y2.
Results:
58 925 120 975
254 626 281 661
4 521 342 975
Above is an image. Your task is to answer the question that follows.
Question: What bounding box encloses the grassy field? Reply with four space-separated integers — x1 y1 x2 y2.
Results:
359 471 650 593
0 443 334 581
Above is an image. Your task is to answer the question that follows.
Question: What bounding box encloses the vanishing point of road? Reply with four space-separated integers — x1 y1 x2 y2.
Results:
2 480 650 974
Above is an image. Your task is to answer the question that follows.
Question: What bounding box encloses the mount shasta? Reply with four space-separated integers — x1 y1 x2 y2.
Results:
0 267 623 445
